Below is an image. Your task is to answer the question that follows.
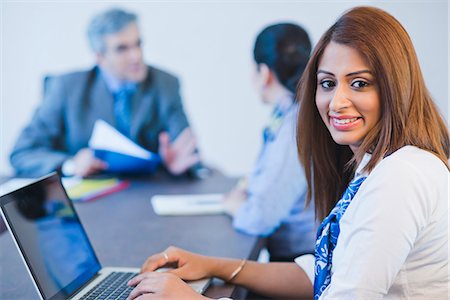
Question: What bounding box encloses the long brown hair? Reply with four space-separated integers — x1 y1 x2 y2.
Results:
297 6 450 221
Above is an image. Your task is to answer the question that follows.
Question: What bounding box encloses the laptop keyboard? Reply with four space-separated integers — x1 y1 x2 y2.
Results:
80 272 137 300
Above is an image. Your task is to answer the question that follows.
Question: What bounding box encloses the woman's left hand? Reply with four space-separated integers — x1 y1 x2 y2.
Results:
127 272 210 300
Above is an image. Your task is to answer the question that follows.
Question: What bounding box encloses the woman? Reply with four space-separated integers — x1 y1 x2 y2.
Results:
126 6 449 299
223 22 316 262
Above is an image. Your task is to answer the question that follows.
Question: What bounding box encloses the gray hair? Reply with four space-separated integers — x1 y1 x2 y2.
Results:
87 8 137 53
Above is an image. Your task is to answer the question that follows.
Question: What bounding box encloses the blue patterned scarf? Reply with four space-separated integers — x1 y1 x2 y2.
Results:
263 105 287 143
314 176 367 299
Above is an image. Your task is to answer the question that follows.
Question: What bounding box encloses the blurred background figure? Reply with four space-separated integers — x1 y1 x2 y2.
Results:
223 23 316 262
9 8 202 178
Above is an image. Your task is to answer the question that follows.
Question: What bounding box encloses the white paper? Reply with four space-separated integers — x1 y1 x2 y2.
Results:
151 193 224 216
61 177 82 189
88 119 151 159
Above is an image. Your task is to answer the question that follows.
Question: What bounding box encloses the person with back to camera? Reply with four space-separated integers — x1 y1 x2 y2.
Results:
124 6 449 300
223 23 316 262
10 8 204 178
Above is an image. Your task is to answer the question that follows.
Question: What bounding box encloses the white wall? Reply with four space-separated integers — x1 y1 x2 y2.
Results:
1 1 448 176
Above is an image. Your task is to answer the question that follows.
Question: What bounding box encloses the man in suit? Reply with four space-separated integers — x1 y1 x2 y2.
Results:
10 8 203 178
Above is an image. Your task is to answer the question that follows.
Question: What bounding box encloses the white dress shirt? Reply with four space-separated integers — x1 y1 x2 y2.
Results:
296 146 449 299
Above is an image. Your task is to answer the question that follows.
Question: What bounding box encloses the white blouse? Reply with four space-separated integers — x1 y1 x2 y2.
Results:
296 146 449 299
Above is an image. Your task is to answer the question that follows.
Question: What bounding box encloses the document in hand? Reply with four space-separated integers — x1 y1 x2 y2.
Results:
89 120 161 173
151 194 224 216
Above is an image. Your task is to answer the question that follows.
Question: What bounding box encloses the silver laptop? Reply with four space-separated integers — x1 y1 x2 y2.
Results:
0 173 210 300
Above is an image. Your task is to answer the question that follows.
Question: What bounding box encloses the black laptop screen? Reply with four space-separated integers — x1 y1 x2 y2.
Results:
0 174 101 300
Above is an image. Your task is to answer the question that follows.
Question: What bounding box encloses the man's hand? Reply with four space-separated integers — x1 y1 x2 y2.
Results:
158 128 200 175
72 148 108 177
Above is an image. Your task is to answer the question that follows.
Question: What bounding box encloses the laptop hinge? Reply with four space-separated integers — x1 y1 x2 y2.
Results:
68 272 102 299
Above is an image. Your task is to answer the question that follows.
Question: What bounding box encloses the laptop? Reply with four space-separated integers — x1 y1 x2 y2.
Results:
0 173 210 300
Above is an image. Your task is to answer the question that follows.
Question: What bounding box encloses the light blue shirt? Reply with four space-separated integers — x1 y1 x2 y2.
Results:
98 67 137 94
99 67 137 137
233 97 316 257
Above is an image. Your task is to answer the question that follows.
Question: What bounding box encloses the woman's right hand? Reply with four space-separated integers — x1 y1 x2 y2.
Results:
140 246 215 281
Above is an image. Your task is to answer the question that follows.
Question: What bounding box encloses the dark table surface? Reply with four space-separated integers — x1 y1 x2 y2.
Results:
0 172 264 299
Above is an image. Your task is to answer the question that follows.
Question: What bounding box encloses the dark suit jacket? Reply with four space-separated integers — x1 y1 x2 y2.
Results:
10 66 190 177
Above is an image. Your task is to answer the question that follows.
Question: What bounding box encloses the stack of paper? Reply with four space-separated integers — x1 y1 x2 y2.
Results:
64 178 130 202
0 177 129 203
89 120 161 173
151 193 224 216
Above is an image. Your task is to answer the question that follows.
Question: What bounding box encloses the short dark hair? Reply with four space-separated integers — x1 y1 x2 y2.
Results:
253 23 311 93
87 8 137 53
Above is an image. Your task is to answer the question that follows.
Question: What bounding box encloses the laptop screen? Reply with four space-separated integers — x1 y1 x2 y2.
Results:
0 174 101 300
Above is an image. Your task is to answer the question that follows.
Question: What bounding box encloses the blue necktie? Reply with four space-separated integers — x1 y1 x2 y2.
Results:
314 176 367 299
114 88 132 137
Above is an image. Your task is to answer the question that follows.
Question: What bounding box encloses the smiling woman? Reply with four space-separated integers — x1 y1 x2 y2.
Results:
296 6 449 298
297 6 450 221
124 6 448 300
315 42 381 152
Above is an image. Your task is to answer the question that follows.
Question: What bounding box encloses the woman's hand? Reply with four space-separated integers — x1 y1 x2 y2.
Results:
140 246 215 281
222 185 247 216
127 272 209 300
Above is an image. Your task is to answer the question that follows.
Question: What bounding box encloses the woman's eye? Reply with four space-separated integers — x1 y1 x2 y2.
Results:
320 80 335 89
351 80 369 88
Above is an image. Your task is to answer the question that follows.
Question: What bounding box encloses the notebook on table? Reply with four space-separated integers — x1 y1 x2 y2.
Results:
151 193 224 216
63 177 130 202
0 172 210 300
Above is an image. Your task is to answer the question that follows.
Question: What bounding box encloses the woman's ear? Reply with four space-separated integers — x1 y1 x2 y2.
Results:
258 63 274 87
253 63 278 104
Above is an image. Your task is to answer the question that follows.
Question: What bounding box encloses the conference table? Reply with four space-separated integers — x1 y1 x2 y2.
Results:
0 172 265 299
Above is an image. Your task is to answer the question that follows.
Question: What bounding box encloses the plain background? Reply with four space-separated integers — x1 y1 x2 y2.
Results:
1 0 448 177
